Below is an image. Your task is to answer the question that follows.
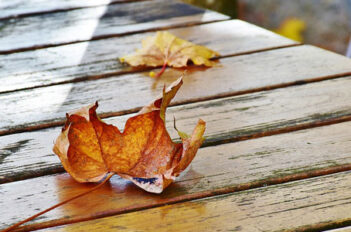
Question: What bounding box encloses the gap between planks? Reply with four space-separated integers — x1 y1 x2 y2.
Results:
322 225 351 232
287 221 351 232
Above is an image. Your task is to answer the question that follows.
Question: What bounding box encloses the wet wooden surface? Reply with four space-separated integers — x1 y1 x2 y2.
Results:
2 77 351 184
2 45 351 135
2 121 351 231
0 0 228 54
41 171 351 232
0 0 144 20
0 20 296 94
1 1 351 231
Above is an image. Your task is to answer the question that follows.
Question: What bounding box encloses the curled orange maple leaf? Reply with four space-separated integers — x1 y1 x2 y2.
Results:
53 77 205 193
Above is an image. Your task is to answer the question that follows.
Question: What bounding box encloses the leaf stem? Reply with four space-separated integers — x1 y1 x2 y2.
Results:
1 173 114 232
154 62 167 78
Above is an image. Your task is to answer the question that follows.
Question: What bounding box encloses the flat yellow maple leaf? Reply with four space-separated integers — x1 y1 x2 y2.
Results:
120 31 219 78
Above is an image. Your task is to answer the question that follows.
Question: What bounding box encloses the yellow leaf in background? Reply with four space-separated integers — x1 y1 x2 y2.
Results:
274 18 306 42
120 31 219 78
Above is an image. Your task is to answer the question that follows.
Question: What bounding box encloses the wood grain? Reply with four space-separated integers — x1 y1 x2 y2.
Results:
1 72 351 184
2 45 351 134
0 0 144 20
0 20 297 93
40 171 351 232
2 121 351 231
0 0 228 54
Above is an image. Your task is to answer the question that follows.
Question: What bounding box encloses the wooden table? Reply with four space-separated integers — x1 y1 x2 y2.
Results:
2 1 351 231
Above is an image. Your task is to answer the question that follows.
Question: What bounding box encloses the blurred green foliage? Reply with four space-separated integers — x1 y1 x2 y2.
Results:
182 0 238 18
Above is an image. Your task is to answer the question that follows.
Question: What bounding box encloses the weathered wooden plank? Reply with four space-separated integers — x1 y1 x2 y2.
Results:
0 0 143 20
1 45 351 134
2 75 351 184
40 171 351 232
328 227 351 232
0 0 228 54
2 121 351 231
0 20 297 94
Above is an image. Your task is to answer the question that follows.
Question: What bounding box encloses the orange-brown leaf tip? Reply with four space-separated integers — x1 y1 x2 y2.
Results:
190 119 206 147
67 103 96 121
138 76 183 116
159 76 183 121
53 124 70 161
53 103 108 183
173 116 190 139
172 119 206 176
